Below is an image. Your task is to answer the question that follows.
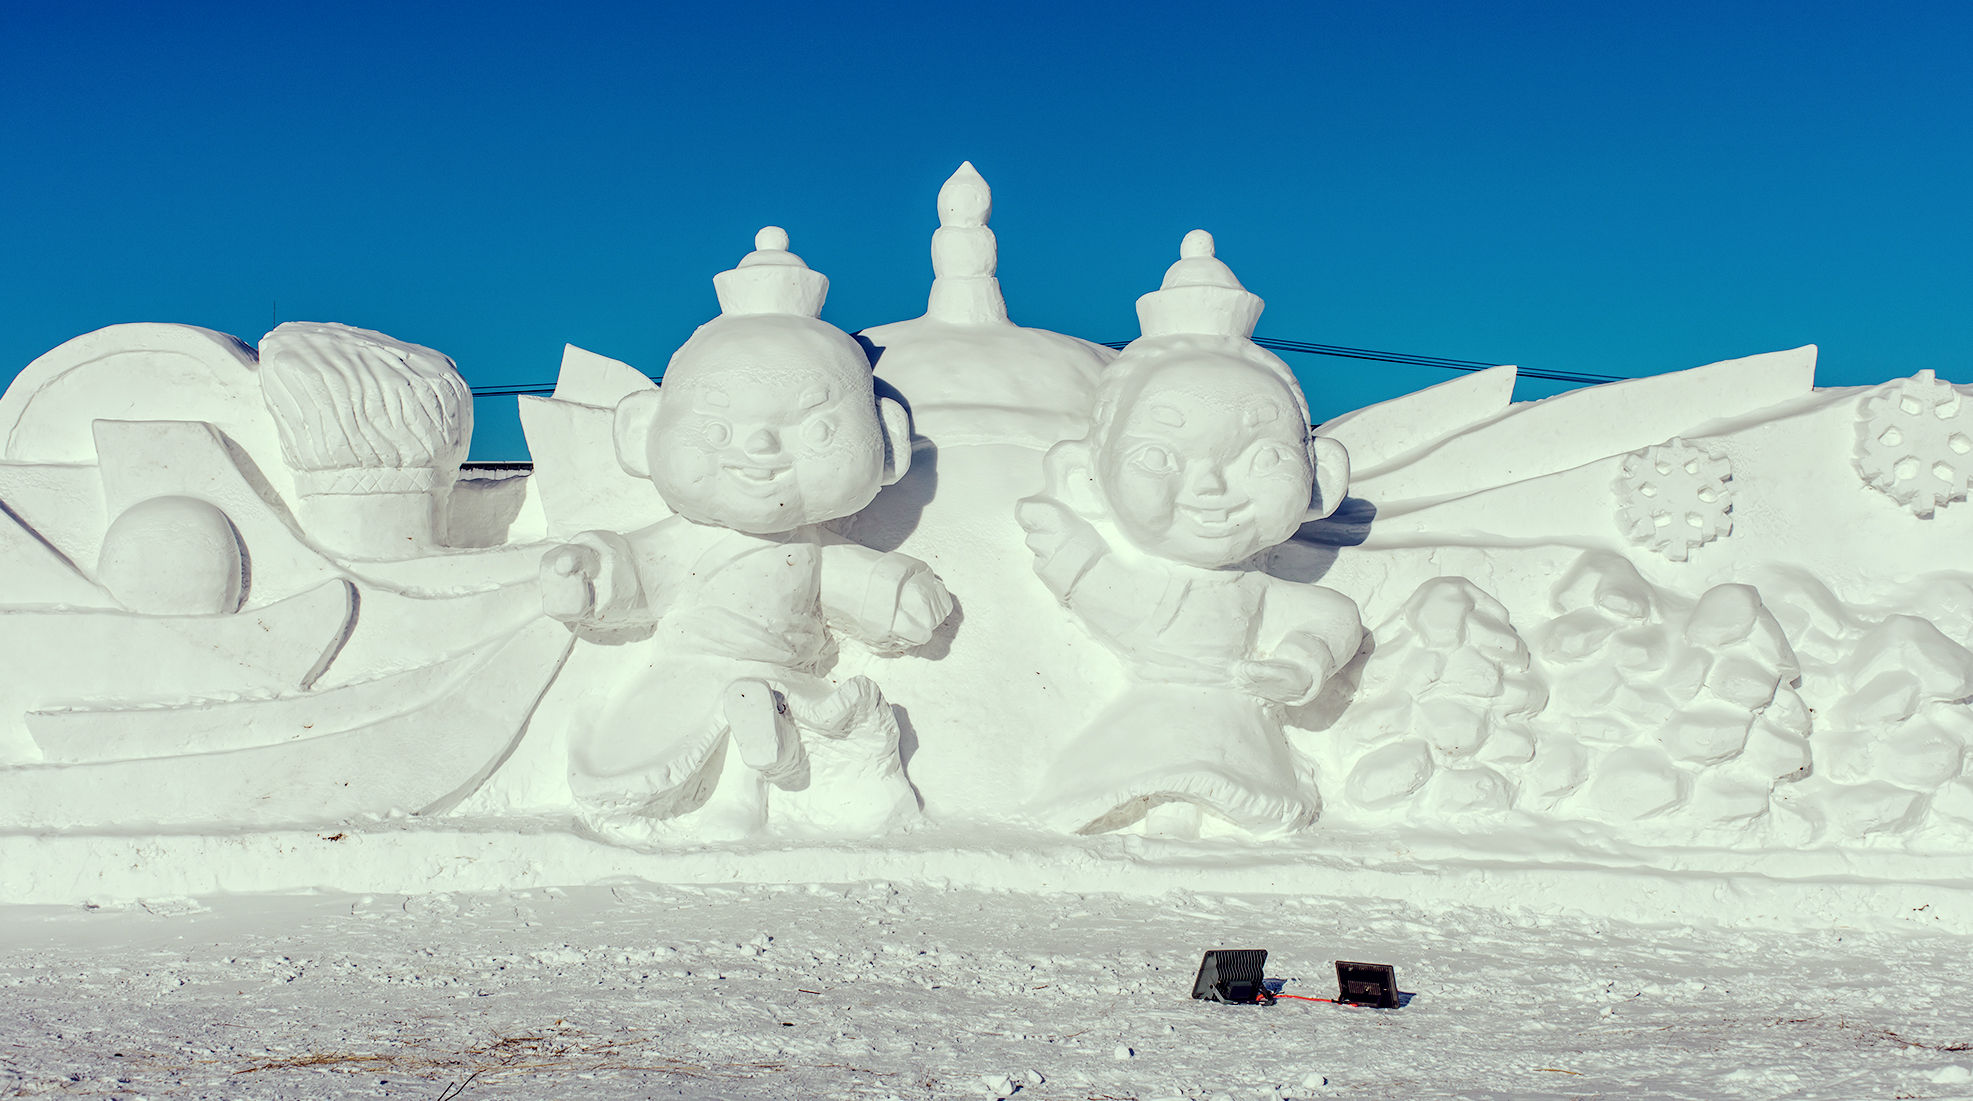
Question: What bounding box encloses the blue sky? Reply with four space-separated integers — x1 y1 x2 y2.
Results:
4 0 1969 459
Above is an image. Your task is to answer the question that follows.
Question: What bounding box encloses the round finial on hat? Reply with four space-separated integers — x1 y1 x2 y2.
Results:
1181 229 1215 260
756 226 790 252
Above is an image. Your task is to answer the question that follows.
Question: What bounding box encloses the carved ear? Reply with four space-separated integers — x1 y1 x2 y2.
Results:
1042 438 1105 518
878 396 913 486
613 388 663 479
1308 435 1350 520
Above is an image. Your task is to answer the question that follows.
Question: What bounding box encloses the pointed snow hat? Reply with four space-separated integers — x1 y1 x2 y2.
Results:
1134 229 1265 340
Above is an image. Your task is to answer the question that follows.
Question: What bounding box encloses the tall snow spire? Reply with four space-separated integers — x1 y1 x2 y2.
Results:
925 161 1009 325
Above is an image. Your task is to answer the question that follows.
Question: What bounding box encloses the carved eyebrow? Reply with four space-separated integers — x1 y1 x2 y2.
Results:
695 386 731 410
799 386 832 410
1244 402 1284 427
1149 404 1186 427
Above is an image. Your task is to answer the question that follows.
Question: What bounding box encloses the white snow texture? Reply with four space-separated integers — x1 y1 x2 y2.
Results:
3 164 1973 1098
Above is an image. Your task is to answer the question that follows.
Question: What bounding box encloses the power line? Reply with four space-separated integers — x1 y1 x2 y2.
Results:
1099 336 1629 387
464 338 1629 397
468 383 567 397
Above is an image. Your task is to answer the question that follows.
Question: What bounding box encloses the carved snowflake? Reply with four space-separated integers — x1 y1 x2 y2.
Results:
1614 438 1733 562
1853 369 1973 518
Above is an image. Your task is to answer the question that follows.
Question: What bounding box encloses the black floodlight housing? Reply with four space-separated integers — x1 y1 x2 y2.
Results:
1335 960 1400 1008
1192 949 1269 1004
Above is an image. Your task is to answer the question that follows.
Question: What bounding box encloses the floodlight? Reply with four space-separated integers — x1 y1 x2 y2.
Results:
1335 960 1399 1008
1191 949 1269 1005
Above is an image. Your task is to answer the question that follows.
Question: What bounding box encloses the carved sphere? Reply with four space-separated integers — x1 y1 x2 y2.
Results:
97 496 246 615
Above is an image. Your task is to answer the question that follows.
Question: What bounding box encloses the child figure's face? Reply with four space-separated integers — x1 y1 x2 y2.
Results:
1095 359 1312 567
647 321 887 534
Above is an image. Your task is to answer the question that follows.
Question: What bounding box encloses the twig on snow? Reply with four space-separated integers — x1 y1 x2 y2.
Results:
435 1068 484 1100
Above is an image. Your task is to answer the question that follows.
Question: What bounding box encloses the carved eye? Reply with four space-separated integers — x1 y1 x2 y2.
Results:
1131 445 1176 475
803 417 835 448
1251 445 1293 474
702 420 732 448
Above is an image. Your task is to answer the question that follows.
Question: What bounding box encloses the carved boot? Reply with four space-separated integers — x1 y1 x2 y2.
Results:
723 678 805 787
774 675 919 834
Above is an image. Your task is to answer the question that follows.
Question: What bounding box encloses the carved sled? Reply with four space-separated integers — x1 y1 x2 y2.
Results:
0 617 571 829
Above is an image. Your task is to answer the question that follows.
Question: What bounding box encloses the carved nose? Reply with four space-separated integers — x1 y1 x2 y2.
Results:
1184 462 1228 497
742 427 781 457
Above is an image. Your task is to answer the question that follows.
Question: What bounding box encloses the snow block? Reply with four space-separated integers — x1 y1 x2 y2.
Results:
1318 364 1518 475
1354 345 1816 503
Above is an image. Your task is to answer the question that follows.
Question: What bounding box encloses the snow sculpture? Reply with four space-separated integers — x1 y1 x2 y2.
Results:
1015 230 1361 836
1812 615 1973 834
0 316 569 827
515 344 676 540
1755 570 1973 839
1542 568 1812 830
259 322 473 558
95 495 247 615
1614 437 1734 561
836 162 1118 824
859 161 1111 446
1853 369 1973 517
926 160 1006 326
1334 577 1547 816
538 228 952 839
1319 556 1815 836
10 159 1973 879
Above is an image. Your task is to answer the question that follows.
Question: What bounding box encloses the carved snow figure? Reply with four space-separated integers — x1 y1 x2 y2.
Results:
539 228 953 838
1016 230 1361 836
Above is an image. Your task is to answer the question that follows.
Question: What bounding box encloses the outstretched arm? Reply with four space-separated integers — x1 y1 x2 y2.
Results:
539 527 661 628
1014 496 1183 644
1238 583 1363 705
818 539 953 654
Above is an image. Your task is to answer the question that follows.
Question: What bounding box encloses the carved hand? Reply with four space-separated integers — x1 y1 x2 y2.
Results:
1235 657 1316 705
890 567 955 648
1014 496 1107 599
540 543 601 622
1015 497 1095 558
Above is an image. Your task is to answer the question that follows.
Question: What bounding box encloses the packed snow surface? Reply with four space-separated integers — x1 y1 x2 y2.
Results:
4 882 1971 1101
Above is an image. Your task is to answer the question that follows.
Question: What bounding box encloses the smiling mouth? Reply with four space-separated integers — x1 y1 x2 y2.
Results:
1176 502 1251 534
724 464 791 490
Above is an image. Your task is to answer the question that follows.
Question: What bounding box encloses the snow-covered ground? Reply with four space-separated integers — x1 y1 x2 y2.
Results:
4 882 1971 1101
